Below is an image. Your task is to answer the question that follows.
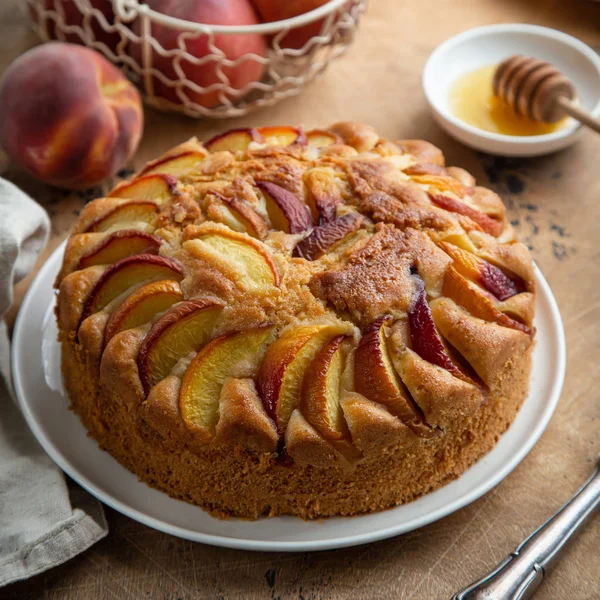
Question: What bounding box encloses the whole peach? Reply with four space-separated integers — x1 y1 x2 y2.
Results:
131 0 266 108
30 0 121 54
0 43 143 188
252 0 332 50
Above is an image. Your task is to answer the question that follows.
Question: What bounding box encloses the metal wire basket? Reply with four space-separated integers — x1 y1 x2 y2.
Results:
26 0 367 118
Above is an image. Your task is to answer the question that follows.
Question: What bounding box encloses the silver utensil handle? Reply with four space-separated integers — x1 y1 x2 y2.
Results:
452 458 600 600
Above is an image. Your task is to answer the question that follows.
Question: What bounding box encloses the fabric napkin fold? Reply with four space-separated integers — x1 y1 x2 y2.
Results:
0 178 107 588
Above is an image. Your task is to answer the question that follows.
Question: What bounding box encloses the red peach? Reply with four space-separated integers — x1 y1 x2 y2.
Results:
30 0 120 54
0 43 143 188
252 0 331 50
131 0 266 109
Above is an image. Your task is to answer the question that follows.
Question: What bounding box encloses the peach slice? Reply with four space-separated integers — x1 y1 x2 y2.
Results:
303 168 341 224
256 180 313 234
184 230 279 288
104 280 183 345
305 129 342 148
293 213 363 260
256 126 306 147
256 324 347 435
438 241 522 301
79 254 184 324
443 267 531 334
429 192 503 237
403 163 447 177
138 298 223 394
211 191 269 240
109 173 177 205
408 276 461 375
204 128 264 153
78 230 162 269
140 151 206 177
354 317 432 437
180 325 274 438
301 335 350 441
85 201 159 233
411 174 467 197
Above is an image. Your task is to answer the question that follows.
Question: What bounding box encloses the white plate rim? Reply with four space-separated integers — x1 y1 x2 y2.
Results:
11 242 566 552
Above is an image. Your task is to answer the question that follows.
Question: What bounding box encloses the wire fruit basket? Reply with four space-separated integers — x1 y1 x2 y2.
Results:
26 0 367 118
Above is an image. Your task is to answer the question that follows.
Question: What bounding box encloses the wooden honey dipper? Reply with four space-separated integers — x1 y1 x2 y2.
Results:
493 55 600 133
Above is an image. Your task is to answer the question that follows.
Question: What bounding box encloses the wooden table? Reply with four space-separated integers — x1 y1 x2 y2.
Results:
2 0 599 598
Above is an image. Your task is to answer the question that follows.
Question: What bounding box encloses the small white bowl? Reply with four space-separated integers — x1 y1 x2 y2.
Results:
422 24 600 156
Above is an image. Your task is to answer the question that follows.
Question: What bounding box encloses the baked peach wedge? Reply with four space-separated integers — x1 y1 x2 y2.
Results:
429 192 503 237
303 167 342 224
293 213 363 260
79 254 184 324
82 200 159 234
257 126 306 147
305 129 342 148
104 280 183 345
109 173 177 205
210 191 269 240
407 275 463 376
256 180 313 234
437 241 524 301
204 128 263 153
354 316 433 437
443 266 531 335
256 323 350 435
183 227 279 289
139 151 206 177
180 325 275 441
77 230 162 269
301 335 351 442
137 298 223 394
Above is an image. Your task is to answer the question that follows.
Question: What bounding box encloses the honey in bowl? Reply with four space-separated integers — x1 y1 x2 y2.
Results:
450 64 569 136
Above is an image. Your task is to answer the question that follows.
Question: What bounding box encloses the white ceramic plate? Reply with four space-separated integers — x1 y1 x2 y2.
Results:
11 243 566 551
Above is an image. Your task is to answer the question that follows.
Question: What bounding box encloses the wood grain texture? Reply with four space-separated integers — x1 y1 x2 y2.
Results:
1 0 599 598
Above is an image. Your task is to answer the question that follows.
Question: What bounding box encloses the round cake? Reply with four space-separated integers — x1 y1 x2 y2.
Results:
56 122 536 519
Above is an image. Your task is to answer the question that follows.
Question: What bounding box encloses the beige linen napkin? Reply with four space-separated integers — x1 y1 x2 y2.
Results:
0 178 107 587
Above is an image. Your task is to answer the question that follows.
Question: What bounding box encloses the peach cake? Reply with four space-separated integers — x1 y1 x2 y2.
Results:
55 122 536 519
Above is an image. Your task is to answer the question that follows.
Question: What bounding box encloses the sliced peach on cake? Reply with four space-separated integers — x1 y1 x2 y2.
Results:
79 254 184 324
85 201 159 233
301 335 351 442
104 280 183 345
411 174 467 197
109 174 177 205
184 229 279 289
137 298 223 394
204 128 264 153
293 213 363 260
256 126 306 147
306 129 342 148
211 192 269 240
140 151 206 177
354 317 432 437
429 193 503 237
438 241 523 301
407 275 462 375
77 230 162 269
443 267 531 335
180 325 274 440
256 324 347 435
256 180 313 234
303 168 341 224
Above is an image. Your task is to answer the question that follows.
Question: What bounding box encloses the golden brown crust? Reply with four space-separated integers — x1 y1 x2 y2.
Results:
56 121 536 519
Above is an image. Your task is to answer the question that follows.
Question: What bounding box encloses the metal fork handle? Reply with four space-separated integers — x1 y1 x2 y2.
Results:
452 458 600 600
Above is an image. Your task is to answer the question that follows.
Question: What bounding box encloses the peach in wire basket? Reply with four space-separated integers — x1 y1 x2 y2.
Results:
26 0 368 118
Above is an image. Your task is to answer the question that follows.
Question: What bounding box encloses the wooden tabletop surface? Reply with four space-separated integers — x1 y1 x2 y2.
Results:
2 0 599 598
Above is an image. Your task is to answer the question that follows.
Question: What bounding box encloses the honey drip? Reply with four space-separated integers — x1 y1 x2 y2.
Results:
450 64 568 136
